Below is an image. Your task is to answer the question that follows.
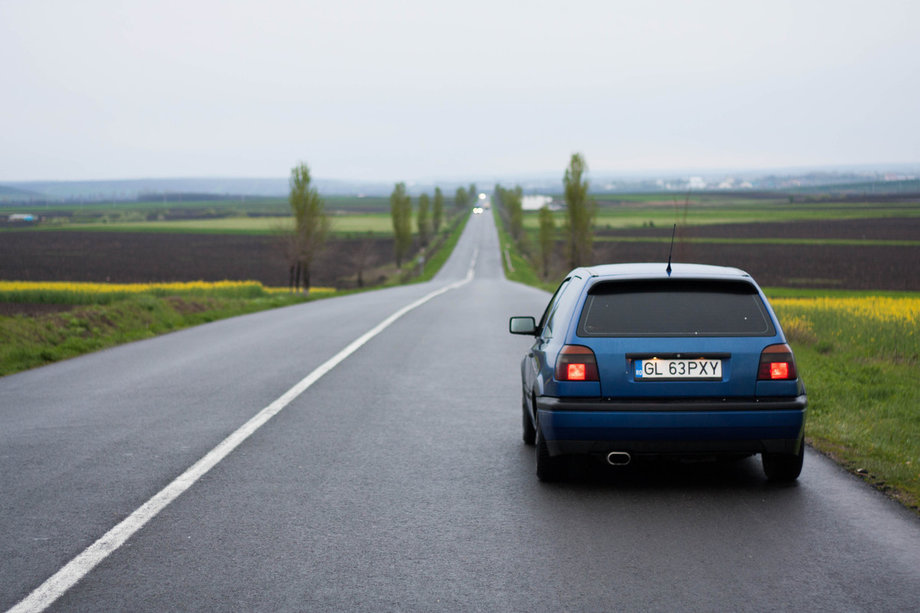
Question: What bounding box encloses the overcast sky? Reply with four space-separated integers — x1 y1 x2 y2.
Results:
2 0 918 182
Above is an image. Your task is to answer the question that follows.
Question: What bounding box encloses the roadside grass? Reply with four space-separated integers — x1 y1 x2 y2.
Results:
413 212 469 283
0 213 468 378
771 296 920 512
353 211 469 288
0 287 313 376
492 208 557 292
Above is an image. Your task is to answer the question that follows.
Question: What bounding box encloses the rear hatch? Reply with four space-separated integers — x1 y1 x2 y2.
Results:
574 278 780 399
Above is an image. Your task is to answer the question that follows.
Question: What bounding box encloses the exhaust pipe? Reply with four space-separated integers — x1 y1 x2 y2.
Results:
606 451 631 466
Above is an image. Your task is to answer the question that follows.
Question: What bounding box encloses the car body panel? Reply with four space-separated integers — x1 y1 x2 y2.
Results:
512 263 807 468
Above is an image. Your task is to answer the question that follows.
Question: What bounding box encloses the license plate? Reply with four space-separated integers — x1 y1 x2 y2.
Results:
635 358 722 380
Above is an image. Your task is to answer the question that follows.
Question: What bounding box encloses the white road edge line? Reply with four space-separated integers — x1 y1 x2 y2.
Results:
8 253 477 613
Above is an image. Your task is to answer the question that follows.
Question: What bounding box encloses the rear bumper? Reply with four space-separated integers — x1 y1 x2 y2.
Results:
536 395 807 456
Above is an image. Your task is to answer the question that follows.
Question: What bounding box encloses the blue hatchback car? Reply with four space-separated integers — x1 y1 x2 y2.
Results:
509 263 807 482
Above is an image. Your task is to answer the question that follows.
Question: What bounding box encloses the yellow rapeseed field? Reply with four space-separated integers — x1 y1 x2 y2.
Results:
773 296 920 324
772 296 919 361
0 280 263 294
0 281 337 305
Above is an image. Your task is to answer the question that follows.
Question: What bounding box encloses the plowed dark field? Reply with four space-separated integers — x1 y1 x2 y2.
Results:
594 217 919 290
1 216 917 291
594 241 915 290
600 216 920 241
0 232 395 288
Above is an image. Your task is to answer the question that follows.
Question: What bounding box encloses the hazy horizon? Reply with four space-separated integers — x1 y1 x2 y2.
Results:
4 161 918 187
2 1 918 183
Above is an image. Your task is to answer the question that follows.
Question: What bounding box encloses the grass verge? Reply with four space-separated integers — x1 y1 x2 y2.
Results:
0 288 313 376
772 296 920 512
407 211 469 284
492 208 557 292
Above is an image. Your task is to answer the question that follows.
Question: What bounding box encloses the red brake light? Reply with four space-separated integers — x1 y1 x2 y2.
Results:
770 362 789 379
758 344 797 380
556 345 599 381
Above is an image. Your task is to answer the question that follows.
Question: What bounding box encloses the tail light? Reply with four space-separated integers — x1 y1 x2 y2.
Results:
758 343 798 380
555 345 599 381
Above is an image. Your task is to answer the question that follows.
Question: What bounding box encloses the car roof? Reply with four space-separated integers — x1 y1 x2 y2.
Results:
576 262 753 281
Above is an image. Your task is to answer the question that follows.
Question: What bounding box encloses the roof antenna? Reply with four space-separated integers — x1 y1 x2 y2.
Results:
666 223 676 277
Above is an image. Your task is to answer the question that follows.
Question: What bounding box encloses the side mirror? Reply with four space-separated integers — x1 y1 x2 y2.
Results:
509 316 537 335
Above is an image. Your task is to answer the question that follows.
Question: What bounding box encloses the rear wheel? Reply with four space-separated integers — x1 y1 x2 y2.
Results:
762 437 805 482
535 415 564 482
522 393 536 445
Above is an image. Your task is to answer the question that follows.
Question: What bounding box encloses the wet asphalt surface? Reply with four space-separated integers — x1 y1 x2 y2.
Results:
2 212 920 612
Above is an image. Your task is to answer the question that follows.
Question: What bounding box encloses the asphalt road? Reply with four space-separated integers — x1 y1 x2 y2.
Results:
2 212 920 612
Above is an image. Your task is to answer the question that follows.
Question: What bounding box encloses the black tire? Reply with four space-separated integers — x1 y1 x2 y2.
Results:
535 416 564 482
522 393 536 446
762 437 805 482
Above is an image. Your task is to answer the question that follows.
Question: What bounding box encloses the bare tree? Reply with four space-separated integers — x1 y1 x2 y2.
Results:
349 231 378 288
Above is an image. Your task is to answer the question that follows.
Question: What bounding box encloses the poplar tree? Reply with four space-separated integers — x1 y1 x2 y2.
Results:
417 192 431 246
287 162 329 292
455 186 469 211
390 182 413 268
564 153 595 268
432 187 444 234
507 186 524 241
538 205 555 279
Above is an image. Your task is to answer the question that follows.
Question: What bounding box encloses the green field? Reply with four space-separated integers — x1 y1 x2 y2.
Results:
0 288 312 376
524 199 920 232
31 212 396 236
592 236 920 247
0 194 439 236
9 190 918 239
0 195 389 215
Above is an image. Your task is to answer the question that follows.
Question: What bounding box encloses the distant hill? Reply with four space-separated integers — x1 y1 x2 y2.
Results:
0 184 45 202
3 164 919 204
788 178 920 196
0 177 397 202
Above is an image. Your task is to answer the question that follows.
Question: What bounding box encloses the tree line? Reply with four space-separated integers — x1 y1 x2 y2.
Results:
391 182 475 269
283 154 595 290
495 153 596 280
283 162 476 291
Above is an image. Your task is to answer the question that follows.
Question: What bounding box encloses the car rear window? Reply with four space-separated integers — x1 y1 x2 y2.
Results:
577 279 776 337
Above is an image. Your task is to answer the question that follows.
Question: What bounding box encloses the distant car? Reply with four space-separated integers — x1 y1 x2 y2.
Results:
509 263 806 482
473 207 484 214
